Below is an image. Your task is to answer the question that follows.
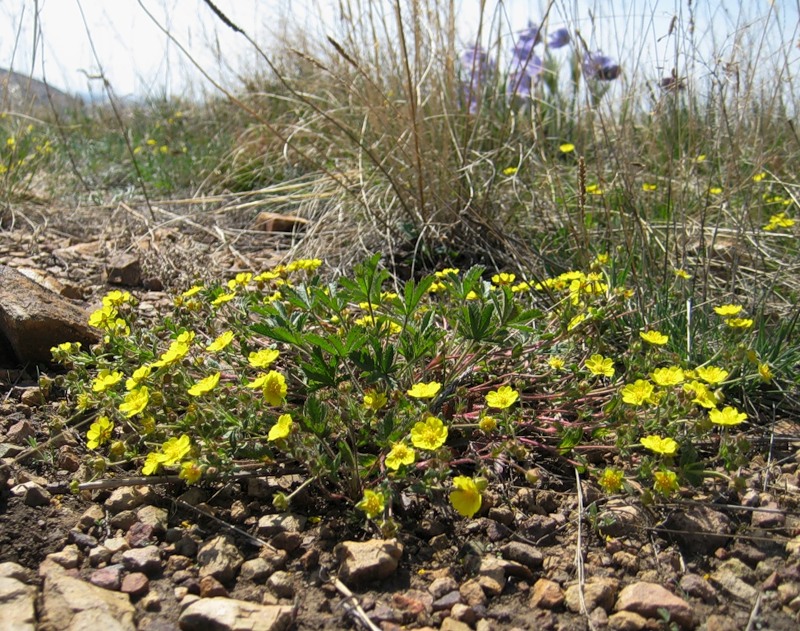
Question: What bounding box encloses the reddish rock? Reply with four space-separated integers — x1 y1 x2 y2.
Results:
615 582 694 629
199 575 228 598
530 578 564 610
120 572 149 596
89 565 123 591
253 212 309 233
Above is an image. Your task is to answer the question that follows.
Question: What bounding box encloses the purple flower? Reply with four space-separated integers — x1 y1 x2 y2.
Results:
460 43 495 113
547 28 570 49
512 21 541 64
582 51 621 81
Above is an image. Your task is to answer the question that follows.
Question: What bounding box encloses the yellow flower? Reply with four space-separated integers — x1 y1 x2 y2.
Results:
695 365 729 385
126 365 152 390
256 371 288 406
559 143 575 153
356 489 385 519
478 416 497 433
427 281 447 293
485 385 520 409
585 354 615 378
88 305 119 331
651 366 684 387
152 340 190 367
86 416 114 450
620 380 654 406
640 435 679 456
102 290 133 307
709 186 723 195
207 331 235 352
407 381 442 399
435 268 460 278
640 330 669 345
695 154 706 163
674 268 691 280
176 331 195 345
567 313 587 330
725 317 753 329
286 258 323 272
465 290 479 300
179 461 203 484
502 166 518 176
385 442 415 470
683 381 718 409
548 357 565 371
449 476 482 518
161 434 192 465
268 414 294 441
653 470 680 496
119 387 149 417
758 363 772 383
363 389 388 411
752 172 766 182
763 212 795 231
142 452 163 476
181 285 204 298
227 272 252 288
491 272 516 286
585 183 603 195
410 416 448 450
188 372 220 397
642 183 657 192
709 406 747 426
714 304 742 317
211 291 236 306
597 468 624 494
249 348 280 368
91 369 123 393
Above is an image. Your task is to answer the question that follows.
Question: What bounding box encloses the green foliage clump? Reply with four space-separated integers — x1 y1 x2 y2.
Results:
52 253 788 528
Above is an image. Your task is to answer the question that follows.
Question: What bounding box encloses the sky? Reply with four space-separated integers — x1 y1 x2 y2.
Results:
0 1 797 100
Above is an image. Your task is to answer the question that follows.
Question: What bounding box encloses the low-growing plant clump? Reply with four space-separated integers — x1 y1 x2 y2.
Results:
49 250 789 532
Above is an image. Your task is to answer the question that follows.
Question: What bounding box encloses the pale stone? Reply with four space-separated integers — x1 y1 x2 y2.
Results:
615 582 693 629
334 539 403 585
179 598 294 631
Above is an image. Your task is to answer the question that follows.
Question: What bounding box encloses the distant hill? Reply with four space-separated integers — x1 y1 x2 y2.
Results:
0 68 83 113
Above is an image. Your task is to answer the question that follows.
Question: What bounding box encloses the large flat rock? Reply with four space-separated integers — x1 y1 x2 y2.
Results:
0 264 97 364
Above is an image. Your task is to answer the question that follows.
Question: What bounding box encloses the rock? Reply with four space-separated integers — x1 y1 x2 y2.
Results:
519 514 558 542
708 566 758 603
126 522 156 548
440 617 471 631
751 501 785 529
46 545 82 570
121 546 162 576
199 575 228 598
39 572 136 631
0 576 37 631
240 558 274 582
705 614 740 631
136 505 169 534
432 590 462 612
196 536 243 583
106 254 142 287
679 573 717 603
0 264 98 364
89 565 123 590
529 578 564 609
660 506 733 553
596 500 643 538
615 582 693 629
19 387 44 407
104 487 147 513
0 561 32 582
256 513 307 538
429 577 459 599
253 212 309 233
10 480 51 506
607 610 648 631
267 571 295 599
68 530 98 551
179 598 294 631
499 541 544 570
104 537 130 556
110 510 138 532
335 539 403 585
459 579 487 607
6 419 35 444
120 572 150 597
565 577 619 613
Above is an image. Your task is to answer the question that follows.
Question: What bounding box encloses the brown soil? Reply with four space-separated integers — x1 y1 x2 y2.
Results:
1 200 799 630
